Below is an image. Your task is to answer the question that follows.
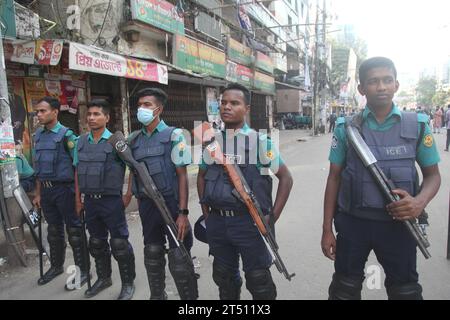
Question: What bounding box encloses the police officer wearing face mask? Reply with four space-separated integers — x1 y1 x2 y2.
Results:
123 88 198 300
74 99 136 300
32 97 89 289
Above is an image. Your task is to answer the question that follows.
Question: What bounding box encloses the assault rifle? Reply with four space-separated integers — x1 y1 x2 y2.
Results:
108 132 193 268
194 122 295 280
345 124 431 259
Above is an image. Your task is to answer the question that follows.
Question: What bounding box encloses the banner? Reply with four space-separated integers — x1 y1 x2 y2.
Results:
253 71 275 94
226 60 253 88
7 77 32 161
69 43 167 84
24 78 46 112
173 35 226 78
126 58 168 85
60 80 78 114
69 42 127 77
130 0 184 35
255 51 274 74
227 38 253 66
10 40 35 65
0 123 15 165
35 40 64 66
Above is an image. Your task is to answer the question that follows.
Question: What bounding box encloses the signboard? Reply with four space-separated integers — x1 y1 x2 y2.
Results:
69 42 127 77
253 71 275 94
35 40 64 66
69 43 168 84
227 38 253 66
130 0 184 35
226 60 253 88
126 58 168 85
173 35 226 78
0 0 16 38
255 51 274 74
10 40 35 65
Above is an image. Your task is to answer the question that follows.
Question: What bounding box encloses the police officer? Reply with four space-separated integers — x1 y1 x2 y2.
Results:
197 83 293 300
321 57 442 300
32 97 89 289
74 99 136 300
123 88 198 300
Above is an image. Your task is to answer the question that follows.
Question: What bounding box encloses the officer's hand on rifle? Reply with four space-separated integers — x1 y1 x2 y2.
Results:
387 189 425 221
321 229 337 261
32 195 41 209
176 213 190 241
123 192 133 208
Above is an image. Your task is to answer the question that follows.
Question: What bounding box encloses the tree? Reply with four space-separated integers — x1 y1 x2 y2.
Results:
396 90 416 108
416 76 437 108
432 89 450 107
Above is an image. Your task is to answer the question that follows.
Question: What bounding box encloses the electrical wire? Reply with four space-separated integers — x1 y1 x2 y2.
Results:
92 0 112 46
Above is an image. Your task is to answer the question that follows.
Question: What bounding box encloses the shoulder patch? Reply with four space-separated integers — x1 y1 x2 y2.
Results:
266 150 275 161
177 141 186 151
67 141 75 150
423 134 434 148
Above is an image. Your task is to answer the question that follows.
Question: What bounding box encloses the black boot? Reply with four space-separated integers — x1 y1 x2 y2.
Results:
245 269 277 300
65 227 91 291
84 238 112 298
212 261 242 300
144 245 167 300
111 238 136 300
168 247 198 300
38 225 65 285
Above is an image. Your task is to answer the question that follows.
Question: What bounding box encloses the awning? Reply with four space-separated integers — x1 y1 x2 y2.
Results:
275 81 307 91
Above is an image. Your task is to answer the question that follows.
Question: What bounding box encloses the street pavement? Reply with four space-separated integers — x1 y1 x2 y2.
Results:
0 128 449 300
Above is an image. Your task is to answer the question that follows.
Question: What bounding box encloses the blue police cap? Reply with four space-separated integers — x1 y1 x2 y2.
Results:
194 215 207 244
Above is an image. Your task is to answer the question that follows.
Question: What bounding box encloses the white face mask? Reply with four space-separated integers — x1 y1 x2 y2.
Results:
137 107 159 126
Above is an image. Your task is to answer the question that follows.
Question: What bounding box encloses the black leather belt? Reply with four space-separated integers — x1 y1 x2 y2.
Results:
40 181 72 188
210 209 246 217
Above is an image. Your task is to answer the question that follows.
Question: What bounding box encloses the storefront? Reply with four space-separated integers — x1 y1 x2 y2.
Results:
3 39 87 162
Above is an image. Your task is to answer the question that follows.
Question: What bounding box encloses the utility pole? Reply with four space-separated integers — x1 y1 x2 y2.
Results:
0 28 27 266
320 0 327 133
312 0 320 136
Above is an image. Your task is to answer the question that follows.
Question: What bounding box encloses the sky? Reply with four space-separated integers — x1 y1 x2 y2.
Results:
331 0 450 86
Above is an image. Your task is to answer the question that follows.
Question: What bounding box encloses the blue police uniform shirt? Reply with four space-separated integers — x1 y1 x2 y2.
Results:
329 104 440 168
199 123 284 173
15 154 34 179
128 120 191 168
